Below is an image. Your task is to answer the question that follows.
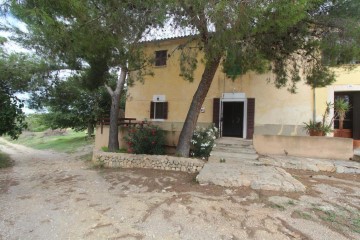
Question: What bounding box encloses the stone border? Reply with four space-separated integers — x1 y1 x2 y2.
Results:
92 150 205 173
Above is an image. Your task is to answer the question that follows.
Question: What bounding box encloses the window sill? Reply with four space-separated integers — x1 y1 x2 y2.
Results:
150 119 166 122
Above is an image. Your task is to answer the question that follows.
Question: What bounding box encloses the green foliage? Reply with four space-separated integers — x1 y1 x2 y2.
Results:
172 0 360 92
0 42 50 139
334 97 351 122
0 150 13 168
190 125 219 159
0 92 27 139
101 146 127 153
303 102 333 135
10 129 92 153
124 123 165 155
25 114 49 132
28 75 111 133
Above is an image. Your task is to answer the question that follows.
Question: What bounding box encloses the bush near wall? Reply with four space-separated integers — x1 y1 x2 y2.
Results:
190 125 219 158
124 123 165 155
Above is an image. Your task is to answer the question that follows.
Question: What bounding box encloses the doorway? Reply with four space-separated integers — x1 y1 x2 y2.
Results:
222 102 244 137
334 91 360 140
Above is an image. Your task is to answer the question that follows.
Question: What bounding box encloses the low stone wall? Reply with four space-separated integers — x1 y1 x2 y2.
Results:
253 134 354 160
92 150 205 173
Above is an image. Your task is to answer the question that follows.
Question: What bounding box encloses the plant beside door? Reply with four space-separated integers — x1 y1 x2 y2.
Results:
304 99 351 137
304 102 333 136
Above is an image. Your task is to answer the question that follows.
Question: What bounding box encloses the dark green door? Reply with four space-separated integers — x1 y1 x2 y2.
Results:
222 102 244 137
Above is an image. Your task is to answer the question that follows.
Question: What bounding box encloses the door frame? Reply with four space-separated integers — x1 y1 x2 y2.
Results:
220 93 247 139
327 84 360 137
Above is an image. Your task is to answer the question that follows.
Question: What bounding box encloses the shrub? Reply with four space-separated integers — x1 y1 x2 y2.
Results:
190 125 219 159
124 123 165 155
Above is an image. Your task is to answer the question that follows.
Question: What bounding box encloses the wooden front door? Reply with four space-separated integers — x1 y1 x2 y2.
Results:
222 102 244 137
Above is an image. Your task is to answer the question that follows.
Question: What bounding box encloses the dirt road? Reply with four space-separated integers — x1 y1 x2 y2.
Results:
0 138 359 240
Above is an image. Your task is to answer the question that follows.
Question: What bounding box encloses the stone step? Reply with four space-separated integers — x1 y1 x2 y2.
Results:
215 137 253 146
212 146 257 154
215 143 255 149
209 151 258 161
208 156 258 164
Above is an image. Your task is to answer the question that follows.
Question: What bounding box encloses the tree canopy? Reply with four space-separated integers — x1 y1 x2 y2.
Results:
0 37 50 139
9 0 166 150
169 0 360 156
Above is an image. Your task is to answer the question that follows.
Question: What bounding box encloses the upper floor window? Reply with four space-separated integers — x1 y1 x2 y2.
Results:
155 50 167 66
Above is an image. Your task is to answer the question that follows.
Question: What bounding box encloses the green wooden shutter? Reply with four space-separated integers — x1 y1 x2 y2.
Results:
150 102 154 119
247 98 255 139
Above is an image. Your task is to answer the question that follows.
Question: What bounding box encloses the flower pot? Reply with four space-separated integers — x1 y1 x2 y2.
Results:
308 130 326 136
333 129 352 138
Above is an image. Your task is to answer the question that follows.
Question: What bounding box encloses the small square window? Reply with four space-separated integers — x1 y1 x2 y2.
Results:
150 101 168 119
155 50 167 66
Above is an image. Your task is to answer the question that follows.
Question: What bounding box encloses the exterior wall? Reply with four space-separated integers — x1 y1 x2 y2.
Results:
126 38 316 145
121 38 360 147
253 134 354 160
315 66 360 126
94 126 128 150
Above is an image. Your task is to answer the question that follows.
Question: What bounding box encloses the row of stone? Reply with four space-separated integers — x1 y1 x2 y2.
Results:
93 150 205 173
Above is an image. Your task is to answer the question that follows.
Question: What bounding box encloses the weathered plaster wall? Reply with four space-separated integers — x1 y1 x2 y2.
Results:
117 38 360 146
253 134 354 160
126 38 315 138
92 150 205 173
315 66 360 123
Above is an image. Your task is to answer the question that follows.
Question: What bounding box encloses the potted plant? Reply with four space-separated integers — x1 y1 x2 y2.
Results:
304 102 333 136
333 98 351 138
304 120 332 136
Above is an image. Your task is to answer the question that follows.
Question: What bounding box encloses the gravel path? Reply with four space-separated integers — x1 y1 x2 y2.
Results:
0 138 359 240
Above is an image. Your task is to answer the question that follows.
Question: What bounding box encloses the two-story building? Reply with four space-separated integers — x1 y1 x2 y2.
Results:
95 36 360 150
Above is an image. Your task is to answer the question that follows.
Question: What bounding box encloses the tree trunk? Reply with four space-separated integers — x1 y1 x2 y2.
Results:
87 122 94 137
106 67 127 152
176 56 221 157
339 117 344 130
108 93 120 151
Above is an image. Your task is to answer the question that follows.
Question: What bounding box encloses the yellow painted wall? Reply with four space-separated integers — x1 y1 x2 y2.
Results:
126 38 313 127
124 37 360 145
315 66 360 120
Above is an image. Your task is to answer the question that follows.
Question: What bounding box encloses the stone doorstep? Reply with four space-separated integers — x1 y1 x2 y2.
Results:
210 151 259 160
212 146 257 154
196 163 306 192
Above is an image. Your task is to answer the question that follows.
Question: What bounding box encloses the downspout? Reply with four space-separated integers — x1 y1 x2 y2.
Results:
313 87 316 122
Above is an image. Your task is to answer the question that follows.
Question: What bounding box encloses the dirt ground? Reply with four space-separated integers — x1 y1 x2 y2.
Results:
0 139 359 240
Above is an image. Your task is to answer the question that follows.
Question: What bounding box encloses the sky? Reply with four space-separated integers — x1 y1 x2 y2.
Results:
1 13 37 114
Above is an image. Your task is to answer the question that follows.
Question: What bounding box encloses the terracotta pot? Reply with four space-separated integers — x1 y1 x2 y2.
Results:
333 129 352 138
308 130 326 136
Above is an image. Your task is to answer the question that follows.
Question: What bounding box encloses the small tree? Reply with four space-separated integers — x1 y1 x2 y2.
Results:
334 98 351 130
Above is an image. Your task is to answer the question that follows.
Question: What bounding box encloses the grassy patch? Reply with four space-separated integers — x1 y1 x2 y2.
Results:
0 151 13 168
101 146 127 153
270 203 286 211
8 130 93 153
292 210 313 220
352 217 360 233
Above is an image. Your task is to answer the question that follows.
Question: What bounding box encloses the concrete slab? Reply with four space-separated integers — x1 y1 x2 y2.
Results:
259 155 360 174
196 163 306 192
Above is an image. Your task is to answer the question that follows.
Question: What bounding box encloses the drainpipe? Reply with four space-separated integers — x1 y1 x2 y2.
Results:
313 87 316 122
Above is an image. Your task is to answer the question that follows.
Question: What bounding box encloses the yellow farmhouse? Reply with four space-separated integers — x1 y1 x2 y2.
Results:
96 36 360 150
